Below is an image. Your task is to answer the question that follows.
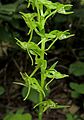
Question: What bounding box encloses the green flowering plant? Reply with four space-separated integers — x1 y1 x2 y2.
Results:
15 0 74 120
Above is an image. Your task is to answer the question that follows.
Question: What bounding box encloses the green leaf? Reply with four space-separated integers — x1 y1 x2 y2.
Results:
35 57 47 69
81 0 84 5
16 39 42 65
69 61 84 76
71 91 80 98
36 16 46 30
49 61 58 69
66 113 74 120
22 86 50 104
16 38 27 50
78 84 84 94
53 71 68 79
45 62 68 79
57 30 74 40
0 2 18 15
22 113 32 120
45 30 74 40
20 72 31 100
45 62 68 89
34 99 68 112
3 113 14 120
22 87 39 103
30 77 45 97
16 39 42 56
70 82 84 94
20 72 45 100
28 0 73 14
39 0 73 14
56 3 73 14
11 114 22 120
28 0 40 10
0 86 5 96
27 42 42 56
70 82 79 90
45 70 68 90
20 12 37 32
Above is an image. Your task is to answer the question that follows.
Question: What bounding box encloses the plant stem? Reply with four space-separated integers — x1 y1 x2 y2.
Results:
39 93 43 120
39 37 45 120
38 4 45 120
30 66 39 77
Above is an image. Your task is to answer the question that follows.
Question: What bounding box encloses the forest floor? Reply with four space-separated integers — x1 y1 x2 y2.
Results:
0 49 84 120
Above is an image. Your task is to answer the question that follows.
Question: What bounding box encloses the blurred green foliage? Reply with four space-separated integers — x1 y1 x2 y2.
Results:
69 61 84 76
66 112 82 120
0 86 5 95
70 82 84 98
0 0 29 56
0 0 28 48
3 108 32 120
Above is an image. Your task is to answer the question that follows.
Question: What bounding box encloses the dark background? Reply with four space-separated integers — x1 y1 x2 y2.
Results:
0 0 84 120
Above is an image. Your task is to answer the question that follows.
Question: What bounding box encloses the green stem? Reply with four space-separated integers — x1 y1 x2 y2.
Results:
37 4 45 120
39 37 45 120
41 38 45 88
30 65 39 77
45 38 57 51
45 10 57 21
39 93 43 120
